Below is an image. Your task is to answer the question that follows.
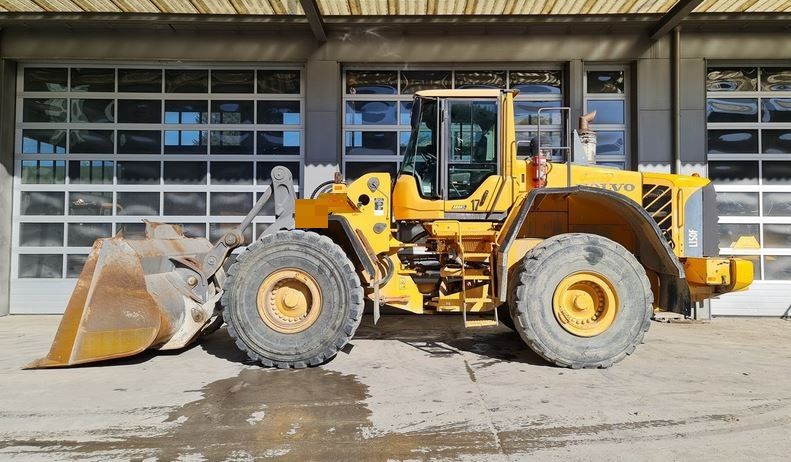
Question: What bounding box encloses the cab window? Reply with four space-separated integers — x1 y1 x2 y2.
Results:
400 98 439 198
447 100 498 200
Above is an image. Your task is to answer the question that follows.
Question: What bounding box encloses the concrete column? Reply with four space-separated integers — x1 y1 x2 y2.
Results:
0 59 16 316
635 43 672 172
566 60 584 135
303 58 341 199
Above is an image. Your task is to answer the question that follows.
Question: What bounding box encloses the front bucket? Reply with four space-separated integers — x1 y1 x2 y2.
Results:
27 228 216 368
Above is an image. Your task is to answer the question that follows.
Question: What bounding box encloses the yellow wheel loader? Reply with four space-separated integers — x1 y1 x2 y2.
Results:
29 89 754 370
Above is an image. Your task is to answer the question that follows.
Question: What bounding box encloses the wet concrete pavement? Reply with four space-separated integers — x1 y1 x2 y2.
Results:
1 314 791 461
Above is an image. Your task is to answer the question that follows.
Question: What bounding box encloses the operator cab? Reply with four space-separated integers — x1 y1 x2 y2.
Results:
394 89 515 221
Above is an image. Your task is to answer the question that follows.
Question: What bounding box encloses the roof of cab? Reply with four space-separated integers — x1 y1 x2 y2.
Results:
414 89 514 98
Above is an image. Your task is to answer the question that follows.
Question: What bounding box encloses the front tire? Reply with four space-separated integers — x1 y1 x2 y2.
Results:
509 233 653 368
222 230 364 368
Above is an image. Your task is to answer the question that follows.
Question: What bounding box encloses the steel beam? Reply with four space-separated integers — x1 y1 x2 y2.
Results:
650 0 704 41
299 0 326 42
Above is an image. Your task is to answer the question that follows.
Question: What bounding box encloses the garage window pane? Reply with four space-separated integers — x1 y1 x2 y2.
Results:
257 101 300 124
210 223 252 244
68 223 112 246
455 71 506 89
706 98 758 123
345 131 397 156
71 99 114 123
708 161 758 185
69 191 114 216
165 100 208 124
20 192 64 215
763 192 791 216
117 192 159 216
719 223 760 249
69 130 114 154
22 129 66 154
180 223 206 239
164 130 208 154
118 99 161 123
765 256 791 280
118 69 162 92
346 70 397 95
586 100 624 124
116 161 160 184
257 161 300 186
210 161 253 185
165 69 208 93
706 67 757 92
210 100 254 124
21 160 65 184
715 192 759 216
164 192 206 215
345 161 397 181
118 130 161 154
761 98 791 123
18 254 62 278
761 130 791 154
510 70 562 94
70 68 115 92
763 161 791 185
400 70 451 94
23 98 67 122
67 254 89 278
69 160 113 184
595 131 625 156
257 70 300 94
19 223 63 247
707 129 758 154
515 100 562 125
116 223 145 239
210 131 253 154
211 70 254 93
257 131 300 155
345 101 397 125
764 224 791 248
210 192 252 215
587 71 624 94
760 68 791 92
164 161 207 184
24 68 67 92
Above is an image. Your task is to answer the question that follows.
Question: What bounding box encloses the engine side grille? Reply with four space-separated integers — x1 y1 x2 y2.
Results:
643 184 675 248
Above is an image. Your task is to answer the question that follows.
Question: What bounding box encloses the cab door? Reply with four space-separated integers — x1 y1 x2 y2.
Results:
442 98 506 217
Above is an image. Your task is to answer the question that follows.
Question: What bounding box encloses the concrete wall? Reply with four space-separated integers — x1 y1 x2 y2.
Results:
0 59 15 316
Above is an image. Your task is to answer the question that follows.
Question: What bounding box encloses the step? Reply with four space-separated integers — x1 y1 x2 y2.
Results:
464 318 499 327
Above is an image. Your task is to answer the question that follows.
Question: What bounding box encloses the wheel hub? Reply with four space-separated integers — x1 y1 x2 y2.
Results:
552 271 618 337
257 269 322 334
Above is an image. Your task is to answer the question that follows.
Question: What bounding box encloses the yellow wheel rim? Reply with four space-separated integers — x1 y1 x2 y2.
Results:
552 271 618 337
257 268 322 334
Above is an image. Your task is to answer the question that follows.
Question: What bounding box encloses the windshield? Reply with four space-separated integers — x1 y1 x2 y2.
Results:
399 97 439 198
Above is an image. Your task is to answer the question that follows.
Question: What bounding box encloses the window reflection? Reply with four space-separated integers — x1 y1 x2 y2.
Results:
761 99 791 123
706 68 757 92
69 192 114 216
21 160 66 184
18 254 62 278
118 69 162 92
165 100 208 124
118 99 162 123
345 101 397 125
211 100 254 124
69 130 114 154
708 161 758 185
587 100 624 124
24 68 67 92
165 69 208 93
257 70 300 94
20 192 64 215
68 223 112 247
257 101 300 124
70 68 115 92
587 71 624 94
510 71 562 94
760 68 791 91
210 131 254 154
117 192 160 216
22 129 66 154
707 129 758 154
706 98 758 123
211 70 254 93
400 71 451 94
23 98 67 123
68 160 114 184
715 192 759 217
164 130 208 154
164 161 207 184
20 223 64 247
454 71 506 89
345 131 398 156
164 192 206 215
346 71 397 95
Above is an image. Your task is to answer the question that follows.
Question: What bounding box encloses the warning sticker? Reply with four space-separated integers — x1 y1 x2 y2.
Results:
374 197 385 216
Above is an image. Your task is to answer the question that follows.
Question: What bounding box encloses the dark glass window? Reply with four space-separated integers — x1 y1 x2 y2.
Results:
67 255 89 278
762 130 791 154
587 71 624 94
454 71 506 89
257 131 300 155
514 100 562 125
763 161 791 185
23 98 67 122
165 69 208 93
210 192 252 215
117 192 159 216
707 129 758 154
210 100 254 124
345 101 397 125
346 71 397 95
164 192 206 215
257 101 301 124
715 192 759 216
117 130 161 154
68 223 112 247
24 68 67 92
706 98 758 123
706 67 757 92
118 99 162 123
708 161 759 185
718 224 760 249
210 223 252 244
595 131 625 156
18 254 62 278
510 70 562 94
68 160 113 184
69 191 114 216
210 131 253 154
760 68 791 92
164 161 207 184
21 160 66 184
257 161 300 185
211 70 254 93
257 70 300 94
164 130 207 154
210 161 253 185
764 193 791 217
764 224 791 248
20 192 64 215
400 70 451 94
116 223 146 239
761 99 791 123
587 100 625 124
22 130 66 154
19 223 63 247
118 69 162 92
344 131 398 156
345 161 397 181
165 100 208 124
400 101 413 126
71 99 114 123
69 130 114 154
116 161 160 184
70 68 115 92
180 223 206 238
765 256 791 280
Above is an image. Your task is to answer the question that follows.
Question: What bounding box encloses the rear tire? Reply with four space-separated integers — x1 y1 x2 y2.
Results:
222 230 364 368
509 233 653 368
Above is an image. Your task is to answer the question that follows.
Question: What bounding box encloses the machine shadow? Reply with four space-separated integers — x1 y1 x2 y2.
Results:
200 313 554 368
